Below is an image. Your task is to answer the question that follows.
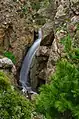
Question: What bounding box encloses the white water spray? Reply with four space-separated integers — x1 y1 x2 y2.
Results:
20 28 42 93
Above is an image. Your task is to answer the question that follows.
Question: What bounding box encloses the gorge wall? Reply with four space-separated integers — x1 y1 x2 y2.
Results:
30 0 79 90
0 0 79 90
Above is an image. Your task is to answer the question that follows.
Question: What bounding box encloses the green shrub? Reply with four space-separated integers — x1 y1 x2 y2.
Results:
60 34 79 63
0 71 11 91
0 90 33 119
36 60 79 119
4 51 16 64
60 34 72 53
36 34 79 119
0 71 33 119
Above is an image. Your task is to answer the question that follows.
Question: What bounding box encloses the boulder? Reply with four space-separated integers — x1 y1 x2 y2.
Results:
0 56 16 74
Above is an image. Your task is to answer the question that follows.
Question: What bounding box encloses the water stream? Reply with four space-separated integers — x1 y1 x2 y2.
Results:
20 28 42 93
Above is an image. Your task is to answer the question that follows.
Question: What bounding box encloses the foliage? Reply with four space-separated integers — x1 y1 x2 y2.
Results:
60 34 72 53
0 90 33 119
0 71 33 119
36 35 79 119
3 51 16 64
0 71 11 91
60 34 79 63
36 60 79 119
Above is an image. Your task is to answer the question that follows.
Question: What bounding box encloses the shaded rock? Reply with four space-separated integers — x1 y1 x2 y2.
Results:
36 46 50 57
46 40 60 81
38 69 46 80
41 21 54 46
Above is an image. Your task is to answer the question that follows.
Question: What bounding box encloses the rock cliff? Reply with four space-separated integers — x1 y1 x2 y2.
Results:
0 0 79 91
30 0 79 90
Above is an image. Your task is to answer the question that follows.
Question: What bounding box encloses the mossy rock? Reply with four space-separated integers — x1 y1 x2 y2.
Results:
0 71 11 91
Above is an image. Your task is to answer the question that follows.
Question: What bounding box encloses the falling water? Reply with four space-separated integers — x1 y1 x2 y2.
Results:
20 28 42 93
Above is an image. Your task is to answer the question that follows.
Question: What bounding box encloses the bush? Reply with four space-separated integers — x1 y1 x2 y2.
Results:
36 35 79 119
0 90 33 119
4 51 16 64
36 60 79 119
60 34 79 62
0 71 33 119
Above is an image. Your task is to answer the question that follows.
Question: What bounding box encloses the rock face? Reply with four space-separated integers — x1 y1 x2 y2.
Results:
0 0 50 68
30 0 79 90
0 0 79 90
0 0 36 68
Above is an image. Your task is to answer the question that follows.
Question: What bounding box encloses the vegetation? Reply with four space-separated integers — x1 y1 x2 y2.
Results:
3 51 16 64
60 34 79 63
1 30 79 119
0 71 33 119
35 35 79 119
0 90 33 119
0 71 11 91
1 0 79 119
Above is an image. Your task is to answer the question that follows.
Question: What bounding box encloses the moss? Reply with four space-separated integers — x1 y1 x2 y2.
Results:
0 71 11 91
0 71 33 119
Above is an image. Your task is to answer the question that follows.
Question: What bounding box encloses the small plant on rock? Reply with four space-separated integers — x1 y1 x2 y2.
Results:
3 51 16 64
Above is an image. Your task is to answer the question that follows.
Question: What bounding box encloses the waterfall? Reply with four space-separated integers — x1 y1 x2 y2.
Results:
20 28 42 93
